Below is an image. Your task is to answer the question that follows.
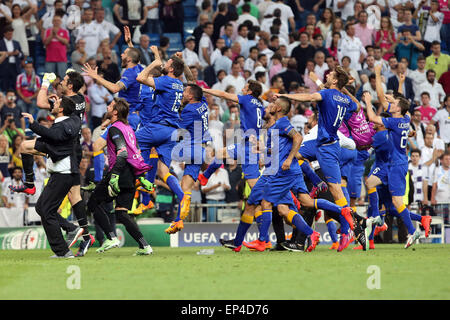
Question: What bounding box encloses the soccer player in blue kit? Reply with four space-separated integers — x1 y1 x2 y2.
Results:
168 83 212 231
198 81 265 190
363 66 432 248
82 30 144 131
275 66 359 230
136 46 191 234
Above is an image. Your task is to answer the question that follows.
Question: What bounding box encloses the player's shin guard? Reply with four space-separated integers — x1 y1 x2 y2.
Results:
326 219 338 243
367 188 379 218
21 153 35 188
259 210 272 242
234 214 253 247
315 199 342 214
115 210 148 249
287 210 313 236
398 204 416 235
203 158 222 179
164 173 184 201
72 200 91 241
299 161 322 186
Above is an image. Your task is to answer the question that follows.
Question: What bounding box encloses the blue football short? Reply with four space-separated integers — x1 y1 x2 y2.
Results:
348 150 370 198
387 163 408 196
135 123 177 168
369 162 389 186
339 148 357 179
226 141 260 179
317 142 342 184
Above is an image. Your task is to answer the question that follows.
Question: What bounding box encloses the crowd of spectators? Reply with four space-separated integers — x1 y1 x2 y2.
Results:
0 0 449 229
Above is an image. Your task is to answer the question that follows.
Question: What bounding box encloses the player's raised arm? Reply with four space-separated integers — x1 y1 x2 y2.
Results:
123 26 133 48
82 63 125 93
202 88 239 103
341 86 361 113
363 92 383 125
275 92 322 102
375 64 389 110
174 51 195 84
136 46 162 88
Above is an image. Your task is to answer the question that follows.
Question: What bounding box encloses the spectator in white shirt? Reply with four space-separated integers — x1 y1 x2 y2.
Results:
210 38 226 66
201 165 230 222
2 166 29 210
198 22 214 68
75 7 108 58
409 55 428 103
431 152 450 205
409 149 426 203
222 60 246 94
182 36 201 71
418 69 446 110
257 36 274 60
236 3 259 27
93 8 121 50
313 51 329 82
235 24 249 57
419 0 444 54
338 23 367 71
88 76 113 129
144 0 161 35
431 95 450 145
265 0 295 31
214 46 233 74
335 0 357 21
244 46 258 73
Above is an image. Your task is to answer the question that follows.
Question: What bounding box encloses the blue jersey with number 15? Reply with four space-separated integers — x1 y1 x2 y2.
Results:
382 115 410 165
150 75 184 127
317 89 357 146
238 94 265 138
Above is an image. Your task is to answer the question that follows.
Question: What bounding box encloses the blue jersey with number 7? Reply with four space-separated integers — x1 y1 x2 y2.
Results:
382 115 410 165
237 94 265 139
150 75 184 127
317 89 357 146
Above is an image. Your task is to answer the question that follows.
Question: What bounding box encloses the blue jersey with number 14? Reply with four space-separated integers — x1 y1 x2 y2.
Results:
238 94 264 138
150 75 184 127
382 115 410 165
317 89 357 146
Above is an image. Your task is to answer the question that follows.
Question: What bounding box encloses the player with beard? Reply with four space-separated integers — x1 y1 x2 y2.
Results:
10 70 96 256
85 98 153 255
82 45 144 131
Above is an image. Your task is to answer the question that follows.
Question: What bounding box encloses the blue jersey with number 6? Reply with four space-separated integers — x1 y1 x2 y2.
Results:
238 94 265 138
382 115 410 165
149 75 184 127
317 89 357 146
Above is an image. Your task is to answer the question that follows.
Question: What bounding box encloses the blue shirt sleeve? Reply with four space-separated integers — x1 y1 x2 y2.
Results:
119 69 135 90
381 117 394 130
154 76 169 92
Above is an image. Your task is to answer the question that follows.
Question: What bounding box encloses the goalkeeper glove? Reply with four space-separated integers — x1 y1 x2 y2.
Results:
108 174 120 197
138 176 155 193
42 73 56 88
81 181 96 192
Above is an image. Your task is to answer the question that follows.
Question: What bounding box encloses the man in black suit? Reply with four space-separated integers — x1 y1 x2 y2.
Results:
387 61 415 105
0 25 23 92
135 34 154 66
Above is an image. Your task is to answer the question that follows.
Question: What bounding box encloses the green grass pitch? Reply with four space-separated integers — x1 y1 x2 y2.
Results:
0 244 449 300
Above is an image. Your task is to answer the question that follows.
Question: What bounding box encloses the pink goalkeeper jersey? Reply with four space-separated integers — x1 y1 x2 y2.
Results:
339 108 375 148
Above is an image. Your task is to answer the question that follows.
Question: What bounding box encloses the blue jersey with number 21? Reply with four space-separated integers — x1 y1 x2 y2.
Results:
317 89 357 146
382 115 410 165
